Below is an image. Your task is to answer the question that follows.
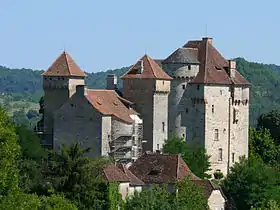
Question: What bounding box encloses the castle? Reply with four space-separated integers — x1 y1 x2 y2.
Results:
41 37 251 176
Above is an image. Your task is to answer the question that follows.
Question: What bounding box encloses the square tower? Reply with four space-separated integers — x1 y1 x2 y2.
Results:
121 55 172 152
42 51 87 149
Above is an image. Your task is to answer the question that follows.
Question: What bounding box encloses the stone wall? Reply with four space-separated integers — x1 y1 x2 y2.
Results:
208 190 226 210
53 93 104 158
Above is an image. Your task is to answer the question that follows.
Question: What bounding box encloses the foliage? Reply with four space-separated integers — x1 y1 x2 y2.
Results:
257 108 280 144
213 171 224 180
222 155 280 209
249 127 280 167
124 179 208 210
108 182 123 210
172 178 209 210
163 136 211 179
44 142 116 209
251 200 280 210
0 107 20 195
0 190 41 210
40 194 77 210
124 185 173 210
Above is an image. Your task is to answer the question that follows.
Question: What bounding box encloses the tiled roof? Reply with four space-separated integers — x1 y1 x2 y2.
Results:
193 180 227 200
128 153 200 184
183 38 251 85
42 51 87 77
163 48 200 64
117 164 145 186
86 89 137 124
120 55 172 80
103 164 130 182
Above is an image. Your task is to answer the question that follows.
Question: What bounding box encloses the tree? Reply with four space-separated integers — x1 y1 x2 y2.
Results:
124 179 208 210
40 194 77 210
257 108 280 145
0 107 20 196
249 127 280 167
163 137 211 179
222 155 280 209
44 142 116 209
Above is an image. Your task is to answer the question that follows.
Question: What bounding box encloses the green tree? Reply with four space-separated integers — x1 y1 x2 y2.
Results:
44 142 115 209
222 155 280 209
40 194 77 210
257 108 280 145
172 178 209 210
249 127 280 167
0 107 20 195
163 137 211 179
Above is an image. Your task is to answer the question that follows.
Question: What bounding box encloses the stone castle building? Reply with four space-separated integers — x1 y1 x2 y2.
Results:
41 37 251 176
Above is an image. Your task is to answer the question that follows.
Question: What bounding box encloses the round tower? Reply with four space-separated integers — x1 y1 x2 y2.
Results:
162 48 200 139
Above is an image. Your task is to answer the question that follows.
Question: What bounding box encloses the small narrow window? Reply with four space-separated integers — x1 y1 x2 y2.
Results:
220 90 223 95
162 122 165 132
182 84 186 89
232 153 235 163
157 144 159 150
188 65 191 70
212 105 214 113
186 108 188 113
71 104 74 107
218 148 223 161
162 81 165 85
182 133 185 137
197 85 200 90
214 129 219 141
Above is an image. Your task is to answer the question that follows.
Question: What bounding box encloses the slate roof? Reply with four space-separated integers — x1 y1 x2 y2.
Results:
117 164 145 186
128 153 200 184
183 38 251 85
86 89 137 124
162 48 200 64
120 55 172 80
103 164 130 182
42 51 87 77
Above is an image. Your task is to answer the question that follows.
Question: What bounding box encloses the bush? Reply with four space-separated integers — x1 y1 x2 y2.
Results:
213 171 224 180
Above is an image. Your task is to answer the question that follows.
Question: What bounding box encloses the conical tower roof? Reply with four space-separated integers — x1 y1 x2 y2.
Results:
42 51 87 77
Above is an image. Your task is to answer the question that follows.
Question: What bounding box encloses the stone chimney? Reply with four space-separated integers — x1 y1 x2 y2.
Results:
106 74 117 90
76 85 88 96
202 37 213 45
228 60 236 79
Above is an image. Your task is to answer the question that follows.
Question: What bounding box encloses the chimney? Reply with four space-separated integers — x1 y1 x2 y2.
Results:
76 85 88 96
106 74 117 90
228 60 236 78
202 37 213 45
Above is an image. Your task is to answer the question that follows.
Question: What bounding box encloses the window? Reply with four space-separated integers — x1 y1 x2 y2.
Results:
188 65 191 70
186 108 188 113
197 85 200 90
232 153 235 163
157 144 160 150
71 103 74 107
218 148 223 161
220 89 223 95
162 122 165 132
162 81 165 85
182 84 186 89
212 105 214 113
233 108 239 124
182 133 185 137
214 129 219 141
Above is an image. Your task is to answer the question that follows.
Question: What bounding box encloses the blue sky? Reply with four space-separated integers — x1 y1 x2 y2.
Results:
0 0 279 72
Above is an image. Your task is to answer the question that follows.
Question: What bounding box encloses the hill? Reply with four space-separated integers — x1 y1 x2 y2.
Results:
1 58 280 127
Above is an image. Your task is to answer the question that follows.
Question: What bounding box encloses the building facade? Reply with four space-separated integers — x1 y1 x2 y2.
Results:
41 37 250 176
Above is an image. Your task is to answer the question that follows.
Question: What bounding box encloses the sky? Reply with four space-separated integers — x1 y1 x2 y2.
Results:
0 0 279 73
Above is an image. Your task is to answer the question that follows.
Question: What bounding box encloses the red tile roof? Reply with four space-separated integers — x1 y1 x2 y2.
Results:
42 51 87 77
86 89 137 124
120 55 172 80
128 153 200 184
183 38 251 85
117 163 145 186
103 164 130 182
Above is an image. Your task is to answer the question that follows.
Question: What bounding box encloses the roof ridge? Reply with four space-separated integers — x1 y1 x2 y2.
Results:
146 55 157 78
63 51 71 76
